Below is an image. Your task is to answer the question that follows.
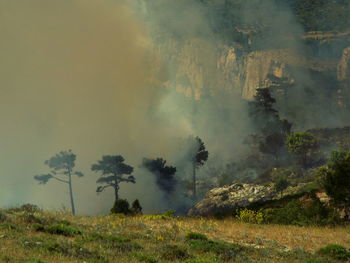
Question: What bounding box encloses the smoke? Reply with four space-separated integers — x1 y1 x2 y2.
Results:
0 0 191 214
0 0 348 214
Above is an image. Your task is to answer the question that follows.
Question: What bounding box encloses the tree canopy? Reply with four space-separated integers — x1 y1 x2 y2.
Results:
91 155 135 200
318 150 350 206
286 131 318 168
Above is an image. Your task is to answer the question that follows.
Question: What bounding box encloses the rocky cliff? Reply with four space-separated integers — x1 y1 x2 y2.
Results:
156 37 348 101
156 38 243 98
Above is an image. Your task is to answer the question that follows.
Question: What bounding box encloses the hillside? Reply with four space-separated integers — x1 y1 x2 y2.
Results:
1 205 350 263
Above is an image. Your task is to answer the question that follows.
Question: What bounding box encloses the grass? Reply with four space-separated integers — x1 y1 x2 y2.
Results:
0 207 349 262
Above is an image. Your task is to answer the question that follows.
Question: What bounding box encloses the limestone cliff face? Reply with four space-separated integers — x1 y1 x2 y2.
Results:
241 49 338 100
241 50 290 100
156 38 244 98
156 38 341 100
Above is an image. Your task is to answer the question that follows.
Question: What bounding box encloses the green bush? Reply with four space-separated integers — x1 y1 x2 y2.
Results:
237 209 264 224
161 245 191 261
45 224 82 236
274 176 290 196
317 244 350 261
184 259 214 263
33 223 82 236
0 212 8 223
263 199 339 226
101 235 143 252
317 150 350 207
185 232 208 241
143 211 175 220
164 210 175 217
111 199 131 215
25 259 47 263
286 132 318 168
132 252 158 263
188 239 242 261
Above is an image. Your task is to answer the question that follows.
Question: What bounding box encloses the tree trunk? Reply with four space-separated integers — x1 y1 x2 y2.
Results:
114 176 119 201
67 170 76 215
192 161 196 198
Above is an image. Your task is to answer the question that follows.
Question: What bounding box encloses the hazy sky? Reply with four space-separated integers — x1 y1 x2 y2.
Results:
0 0 192 214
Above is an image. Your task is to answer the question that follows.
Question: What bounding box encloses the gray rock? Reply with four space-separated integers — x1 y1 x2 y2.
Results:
188 183 306 216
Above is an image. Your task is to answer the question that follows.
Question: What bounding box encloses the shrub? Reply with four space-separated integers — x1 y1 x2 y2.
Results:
111 199 131 215
274 176 290 196
286 132 318 168
161 245 191 260
25 259 47 263
188 239 242 261
263 199 340 226
45 224 82 236
33 223 82 236
0 223 19 231
19 204 42 213
185 259 214 263
21 214 44 225
0 212 8 223
317 150 350 207
237 209 264 224
101 235 142 252
131 199 143 215
317 244 350 261
143 211 175 220
185 232 208 241
164 210 175 217
133 252 158 263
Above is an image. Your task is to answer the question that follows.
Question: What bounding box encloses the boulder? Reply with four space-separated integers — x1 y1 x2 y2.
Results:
188 183 306 216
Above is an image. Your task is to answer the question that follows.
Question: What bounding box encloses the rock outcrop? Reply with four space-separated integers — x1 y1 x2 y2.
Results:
188 182 307 216
188 183 274 216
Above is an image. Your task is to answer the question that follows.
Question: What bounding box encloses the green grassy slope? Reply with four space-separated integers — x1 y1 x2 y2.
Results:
1 205 350 263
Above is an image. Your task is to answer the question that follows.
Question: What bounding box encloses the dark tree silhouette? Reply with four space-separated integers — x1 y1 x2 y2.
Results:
142 158 177 194
249 88 292 163
131 199 143 215
34 150 84 215
252 88 278 115
91 155 135 201
259 132 286 161
188 136 209 198
286 132 318 168
250 88 292 136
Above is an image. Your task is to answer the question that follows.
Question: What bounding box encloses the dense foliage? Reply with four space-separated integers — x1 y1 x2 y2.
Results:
318 150 350 206
91 155 135 201
142 158 177 194
286 132 319 168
